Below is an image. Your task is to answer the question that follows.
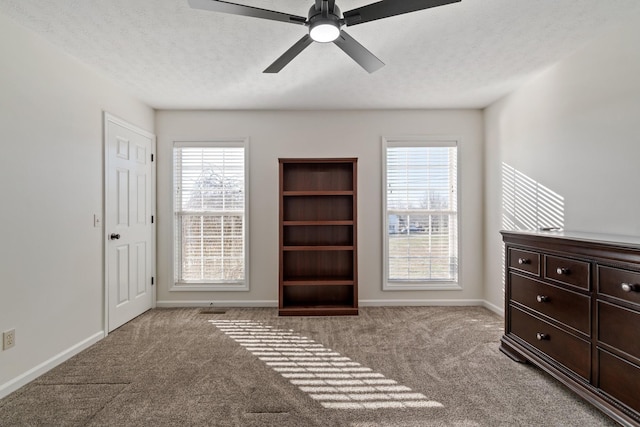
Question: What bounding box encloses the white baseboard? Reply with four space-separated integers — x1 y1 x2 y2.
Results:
0 331 104 400
482 300 504 316
156 299 504 315
156 300 278 308
360 299 505 316
359 299 486 307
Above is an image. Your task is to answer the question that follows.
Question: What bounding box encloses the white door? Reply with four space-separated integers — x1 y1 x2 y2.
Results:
105 113 155 332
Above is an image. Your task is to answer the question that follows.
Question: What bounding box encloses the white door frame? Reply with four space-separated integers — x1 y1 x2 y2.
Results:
103 112 156 335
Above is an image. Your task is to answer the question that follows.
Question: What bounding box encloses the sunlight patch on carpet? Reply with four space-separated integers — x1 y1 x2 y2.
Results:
209 320 443 410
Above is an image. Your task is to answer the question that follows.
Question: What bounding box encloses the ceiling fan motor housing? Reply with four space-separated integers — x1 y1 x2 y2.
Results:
308 5 341 42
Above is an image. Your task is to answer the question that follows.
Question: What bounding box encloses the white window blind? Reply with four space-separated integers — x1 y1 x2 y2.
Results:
173 141 247 289
384 140 459 289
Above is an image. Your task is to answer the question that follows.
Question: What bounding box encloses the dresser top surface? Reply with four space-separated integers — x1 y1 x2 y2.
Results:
501 229 640 250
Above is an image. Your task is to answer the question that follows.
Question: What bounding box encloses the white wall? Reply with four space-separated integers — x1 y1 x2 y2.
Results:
0 14 154 396
483 15 640 311
155 110 485 307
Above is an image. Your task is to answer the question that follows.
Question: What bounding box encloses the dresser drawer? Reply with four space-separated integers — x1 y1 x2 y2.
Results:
509 306 591 380
598 265 640 308
598 349 640 413
509 248 540 276
598 301 640 360
510 274 590 335
545 255 590 290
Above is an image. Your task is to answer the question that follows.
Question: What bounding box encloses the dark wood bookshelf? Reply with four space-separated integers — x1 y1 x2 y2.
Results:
279 158 358 316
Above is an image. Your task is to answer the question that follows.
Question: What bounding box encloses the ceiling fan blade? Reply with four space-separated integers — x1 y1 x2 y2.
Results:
333 31 384 73
264 35 314 73
343 0 460 26
188 0 306 25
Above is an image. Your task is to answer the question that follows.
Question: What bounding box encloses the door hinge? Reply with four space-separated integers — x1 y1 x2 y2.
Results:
151 154 154 162
151 277 155 285
151 215 154 224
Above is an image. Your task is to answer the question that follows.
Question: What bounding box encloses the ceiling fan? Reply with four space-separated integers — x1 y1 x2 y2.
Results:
188 0 461 73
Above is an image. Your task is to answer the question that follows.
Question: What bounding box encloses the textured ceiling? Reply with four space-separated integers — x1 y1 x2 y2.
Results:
1 0 639 110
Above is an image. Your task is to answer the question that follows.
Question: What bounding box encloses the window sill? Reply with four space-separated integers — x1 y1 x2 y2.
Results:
170 282 249 292
383 282 462 291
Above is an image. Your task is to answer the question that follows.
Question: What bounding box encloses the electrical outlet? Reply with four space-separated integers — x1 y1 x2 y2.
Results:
3 329 15 350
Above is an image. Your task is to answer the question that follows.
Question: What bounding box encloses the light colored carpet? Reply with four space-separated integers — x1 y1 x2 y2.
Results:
0 307 615 426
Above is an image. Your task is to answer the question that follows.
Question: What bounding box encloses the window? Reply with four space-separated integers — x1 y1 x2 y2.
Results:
383 138 459 290
173 140 248 290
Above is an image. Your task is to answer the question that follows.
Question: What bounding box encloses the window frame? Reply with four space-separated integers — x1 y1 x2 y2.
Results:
382 136 462 291
171 139 250 292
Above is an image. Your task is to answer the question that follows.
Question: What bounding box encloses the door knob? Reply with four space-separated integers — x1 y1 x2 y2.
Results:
110 233 121 240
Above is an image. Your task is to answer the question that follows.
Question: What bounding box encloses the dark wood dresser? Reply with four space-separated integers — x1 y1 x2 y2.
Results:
501 230 640 426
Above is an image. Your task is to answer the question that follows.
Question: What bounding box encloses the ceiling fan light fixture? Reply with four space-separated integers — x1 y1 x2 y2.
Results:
309 21 340 42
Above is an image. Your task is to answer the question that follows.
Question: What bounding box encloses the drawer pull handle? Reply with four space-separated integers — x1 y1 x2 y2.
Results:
536 295 549 303
621 283 640 293
536 333 549 341
518 258 530 265
556 267 570 275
